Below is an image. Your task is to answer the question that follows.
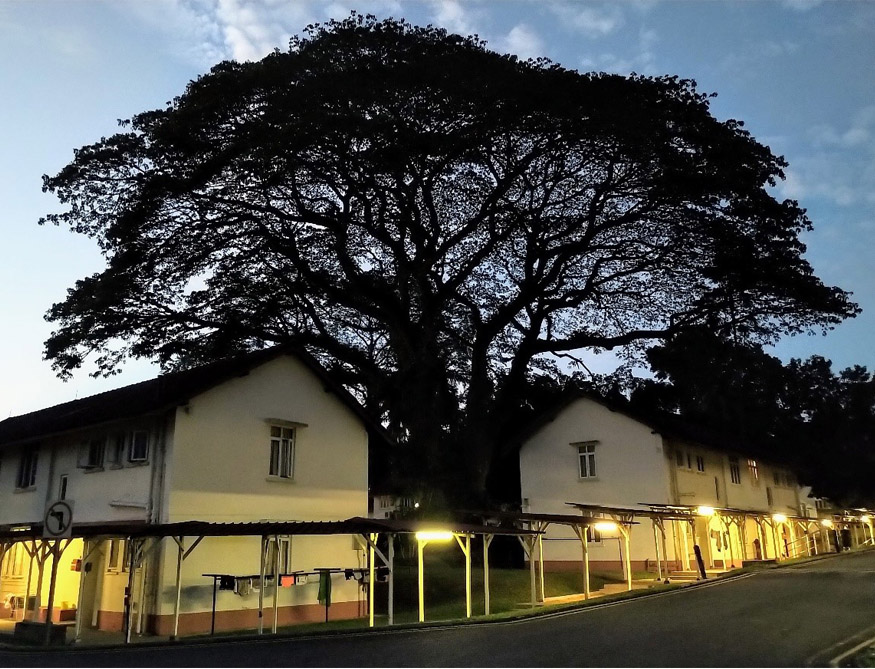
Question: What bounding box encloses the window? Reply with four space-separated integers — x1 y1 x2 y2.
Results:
586 526 602 543
16 448 38 489
78 437 105 469
129 431 149 463
729 457 741 485
269 426 295 478
107 539 121 571
766 486 774 507
266 537 292 573
576 442 597 479
696 455 705 473
2 543 24 577
107 432 126 466
748 459 760 485
676 450 684 468
58 475 68 500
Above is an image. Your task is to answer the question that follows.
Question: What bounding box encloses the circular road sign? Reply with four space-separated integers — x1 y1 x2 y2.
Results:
43 500 74 538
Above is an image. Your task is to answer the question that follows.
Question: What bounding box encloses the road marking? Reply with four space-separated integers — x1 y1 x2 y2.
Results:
804 622 875 667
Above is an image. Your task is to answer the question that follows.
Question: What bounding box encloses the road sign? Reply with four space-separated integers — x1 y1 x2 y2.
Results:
43 500 74 538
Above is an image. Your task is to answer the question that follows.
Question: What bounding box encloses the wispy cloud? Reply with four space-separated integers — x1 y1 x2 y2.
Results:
579 26 658 75
550 3 624 38
781 0 824 11
119 0 402 67
778 106 875 207
430 0 479 36
495 23 544 61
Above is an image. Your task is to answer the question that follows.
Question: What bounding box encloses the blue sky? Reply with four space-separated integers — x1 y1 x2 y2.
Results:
1 0 873 418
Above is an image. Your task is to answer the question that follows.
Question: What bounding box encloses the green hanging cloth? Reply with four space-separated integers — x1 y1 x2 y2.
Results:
317 570 332 607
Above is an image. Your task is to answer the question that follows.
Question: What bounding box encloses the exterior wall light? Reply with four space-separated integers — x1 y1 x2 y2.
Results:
821 519 834 528
772 513 788 523
593 521 618 533
415 531 453 542
861 515 871 523
696 506 716 517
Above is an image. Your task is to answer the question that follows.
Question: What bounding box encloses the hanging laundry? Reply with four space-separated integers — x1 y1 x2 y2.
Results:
280 575 296 587
235 577 251 596
219 575 235 591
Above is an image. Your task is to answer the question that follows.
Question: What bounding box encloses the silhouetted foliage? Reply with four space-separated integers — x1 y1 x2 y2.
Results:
630 328 875 506
41 15 857 504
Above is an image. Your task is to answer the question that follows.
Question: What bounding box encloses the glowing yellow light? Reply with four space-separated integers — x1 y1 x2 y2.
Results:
696 506 716 517
821 519 833 528
862 515 871 523
593 521 618 533
415 531 453 542
772 513 788 523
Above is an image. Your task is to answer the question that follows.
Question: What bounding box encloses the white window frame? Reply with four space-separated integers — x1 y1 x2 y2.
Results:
269 426 295 479
695 455 705 473
574 441 598 479
128 431 150 463
107 432 126 467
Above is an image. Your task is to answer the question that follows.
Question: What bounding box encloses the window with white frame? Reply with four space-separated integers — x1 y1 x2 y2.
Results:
586 526 602 543
129 431 149 463
16 448 38 489
269 426 295 478
575 442 597 479
266 537 292 573
729 457 741 485
695 455 705 473
106 539 121 572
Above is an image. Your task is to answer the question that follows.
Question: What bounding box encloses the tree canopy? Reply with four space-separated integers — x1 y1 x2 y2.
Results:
41 15 857 502
628 328 875 506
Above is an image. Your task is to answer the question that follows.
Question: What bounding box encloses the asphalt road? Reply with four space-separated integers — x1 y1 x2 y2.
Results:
5 550 875 667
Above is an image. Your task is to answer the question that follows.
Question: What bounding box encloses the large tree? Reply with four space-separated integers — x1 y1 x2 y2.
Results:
41 16 857 502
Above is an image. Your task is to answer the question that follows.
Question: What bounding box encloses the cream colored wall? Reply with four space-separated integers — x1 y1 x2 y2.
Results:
164 355 368 523
520 397 675 563
151 534 363 619
0 444 52 525
0 419 162 527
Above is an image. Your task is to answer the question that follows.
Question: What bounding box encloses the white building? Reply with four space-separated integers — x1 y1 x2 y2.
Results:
0 347 383 635
519 393 838 576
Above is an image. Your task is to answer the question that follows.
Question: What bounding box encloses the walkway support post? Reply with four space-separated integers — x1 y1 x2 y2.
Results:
417 537 425 623
537 531 545 604
271 536 279 634
619 524 632 591
387 534 395 626
258 535 266 635
483 534 493 615
454 534 472 618
172 537 184 639
652 522 662 580
368 533 376 628
571 524 590 600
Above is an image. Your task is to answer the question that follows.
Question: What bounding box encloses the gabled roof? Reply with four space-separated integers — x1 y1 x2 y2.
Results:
0 346 392 449
515 389 782 467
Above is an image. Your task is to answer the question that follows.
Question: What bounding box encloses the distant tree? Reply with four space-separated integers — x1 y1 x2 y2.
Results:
632 329 875 506
40 15 857 503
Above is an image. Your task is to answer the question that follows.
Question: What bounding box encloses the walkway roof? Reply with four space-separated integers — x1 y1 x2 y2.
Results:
0 516 540 542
